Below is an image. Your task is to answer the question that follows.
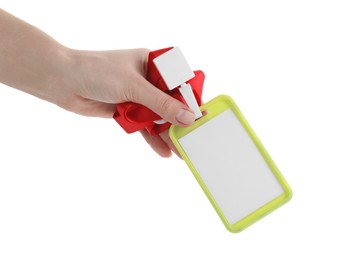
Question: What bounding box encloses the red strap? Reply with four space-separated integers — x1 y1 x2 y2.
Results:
113 47 204 135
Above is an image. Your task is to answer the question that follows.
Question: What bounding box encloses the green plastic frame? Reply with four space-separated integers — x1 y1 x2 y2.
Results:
169 95 292 233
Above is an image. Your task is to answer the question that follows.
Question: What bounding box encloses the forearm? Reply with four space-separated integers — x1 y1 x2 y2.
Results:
0 9 73 105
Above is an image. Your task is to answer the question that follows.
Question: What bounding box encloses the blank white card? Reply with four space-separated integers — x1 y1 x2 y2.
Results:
178 109 284 225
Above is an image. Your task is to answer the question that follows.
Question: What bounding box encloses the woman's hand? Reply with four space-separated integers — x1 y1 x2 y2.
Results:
0 9 195 157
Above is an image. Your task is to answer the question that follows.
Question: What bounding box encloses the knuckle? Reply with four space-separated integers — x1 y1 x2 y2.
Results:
158 95 173 113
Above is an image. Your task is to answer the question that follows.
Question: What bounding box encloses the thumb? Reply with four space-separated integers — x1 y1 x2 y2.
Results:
130 78 196 126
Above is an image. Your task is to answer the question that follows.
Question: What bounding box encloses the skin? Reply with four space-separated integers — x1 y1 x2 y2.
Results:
0 9 196 157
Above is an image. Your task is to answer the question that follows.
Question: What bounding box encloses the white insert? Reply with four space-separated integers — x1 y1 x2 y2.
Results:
178 109 284 225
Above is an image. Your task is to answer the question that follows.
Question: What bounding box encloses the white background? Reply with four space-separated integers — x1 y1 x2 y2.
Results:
0 0 337 259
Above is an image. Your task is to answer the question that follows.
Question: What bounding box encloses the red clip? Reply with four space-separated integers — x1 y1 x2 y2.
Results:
113 47 204 135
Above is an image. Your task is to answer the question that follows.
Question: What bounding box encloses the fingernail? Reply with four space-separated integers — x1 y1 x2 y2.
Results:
176 109 196 125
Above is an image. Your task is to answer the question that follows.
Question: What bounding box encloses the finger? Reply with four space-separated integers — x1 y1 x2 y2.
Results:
63 96 116 118
130 76 196 126
79 101 116 118
139 129 172 158
159 129 182 159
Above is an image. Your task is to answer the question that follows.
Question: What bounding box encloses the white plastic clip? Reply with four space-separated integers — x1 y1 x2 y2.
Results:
178 82 202 119
153 47 203 122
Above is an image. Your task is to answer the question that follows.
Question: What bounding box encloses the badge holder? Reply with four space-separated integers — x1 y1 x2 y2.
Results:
153 47 292 233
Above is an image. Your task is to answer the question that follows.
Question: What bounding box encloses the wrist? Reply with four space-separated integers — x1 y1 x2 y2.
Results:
42 46 83 109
